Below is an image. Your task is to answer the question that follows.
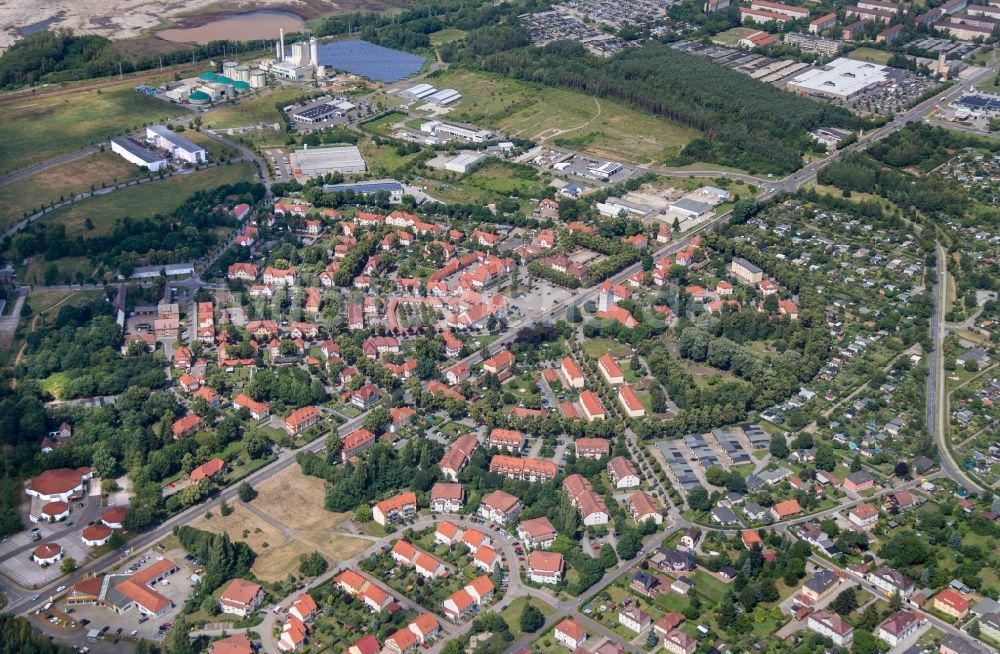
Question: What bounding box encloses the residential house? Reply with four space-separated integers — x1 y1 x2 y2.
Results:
219 579 264 618
373 492 417 526
478 490 523 525
430 483 464 513
517 517 557 550
527 550 565 585
607 457 641 489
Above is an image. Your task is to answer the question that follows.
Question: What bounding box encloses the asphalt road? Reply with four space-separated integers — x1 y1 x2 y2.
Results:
927 244 984 492
0 146 100 187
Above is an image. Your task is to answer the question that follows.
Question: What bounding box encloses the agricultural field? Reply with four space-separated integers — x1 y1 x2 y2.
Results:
0 150 144 231
429 69 699 165
30 162 255 240
0 83 185 173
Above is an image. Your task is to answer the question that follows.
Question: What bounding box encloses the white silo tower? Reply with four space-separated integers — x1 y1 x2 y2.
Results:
310 36 318 67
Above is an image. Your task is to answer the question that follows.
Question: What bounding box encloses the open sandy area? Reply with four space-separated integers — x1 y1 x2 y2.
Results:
0 0 391 51
193 466 371 582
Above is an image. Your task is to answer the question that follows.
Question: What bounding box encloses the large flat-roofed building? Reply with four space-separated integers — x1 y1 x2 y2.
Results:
110 137 168 171
786 58 891 100
145 125 206 164
421 121 494 143
291 145 366 177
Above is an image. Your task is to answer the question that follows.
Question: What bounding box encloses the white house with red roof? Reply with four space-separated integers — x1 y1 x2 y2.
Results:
554 618 587 649
219 579 264 618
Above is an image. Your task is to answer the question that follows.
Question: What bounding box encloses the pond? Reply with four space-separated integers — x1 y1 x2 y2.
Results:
157 10 306 45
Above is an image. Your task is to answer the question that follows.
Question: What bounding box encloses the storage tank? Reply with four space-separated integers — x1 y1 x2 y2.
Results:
222 61 238 76
234 65 251 82
233 81 250 93
188 90 211 105
249 70 266 88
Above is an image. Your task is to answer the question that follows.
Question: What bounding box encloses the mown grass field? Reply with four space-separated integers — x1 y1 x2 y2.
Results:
429 68 700 165
32 162 255 239
712 27 758 46
202 87 304 130
423 162 550 205
0 151 144 231
0 84 185 173
430 28 467 46
846 47 893 65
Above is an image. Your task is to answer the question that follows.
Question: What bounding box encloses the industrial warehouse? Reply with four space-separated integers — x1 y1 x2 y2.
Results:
290 145 367 178
400 83 464 105
786 58 892 100
109 125 206 170
110 137 167 172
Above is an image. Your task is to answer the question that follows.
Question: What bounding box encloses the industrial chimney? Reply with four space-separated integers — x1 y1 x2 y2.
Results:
279 28 286 61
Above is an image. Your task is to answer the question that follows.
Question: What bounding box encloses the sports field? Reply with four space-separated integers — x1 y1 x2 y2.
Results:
32 162 255 239
0 151 143 232
429 68 699 165
0 83 185 173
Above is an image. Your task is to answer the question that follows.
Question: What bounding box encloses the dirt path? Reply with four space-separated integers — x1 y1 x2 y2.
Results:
540 97 603 142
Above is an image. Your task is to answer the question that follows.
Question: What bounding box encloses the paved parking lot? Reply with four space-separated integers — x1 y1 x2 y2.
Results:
61 550 200 642
510 279 576 319
0 493 103 589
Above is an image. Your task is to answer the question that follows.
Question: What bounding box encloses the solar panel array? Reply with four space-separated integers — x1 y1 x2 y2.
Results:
323 180 403 194
741 424 771 450
656 441 700 489
316 40 426 83
684 433 722 471
713 429 752 466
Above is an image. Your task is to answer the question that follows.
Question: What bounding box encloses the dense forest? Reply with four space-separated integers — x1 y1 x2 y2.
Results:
453 39 862 174
0 29 278 89
0 614 75 654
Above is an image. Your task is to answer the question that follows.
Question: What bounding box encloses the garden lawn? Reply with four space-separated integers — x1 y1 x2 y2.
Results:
500 597 555 638
690 569 730 602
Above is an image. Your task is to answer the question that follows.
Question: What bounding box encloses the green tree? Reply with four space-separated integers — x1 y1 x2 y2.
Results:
60 557 77 574
237 481 256 502
299 551 328 576
831 588 858 616
769 434 789 459
519 603 545 633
